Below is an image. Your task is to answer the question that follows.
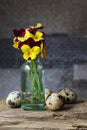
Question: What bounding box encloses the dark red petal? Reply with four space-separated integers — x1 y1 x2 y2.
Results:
18 42 23 48
21 31 25 37
28 28 33 33
13 28 25 37
15 38 19 42
13 29 19 37
19 28 25 35
28 28 36 34
26 38 35 47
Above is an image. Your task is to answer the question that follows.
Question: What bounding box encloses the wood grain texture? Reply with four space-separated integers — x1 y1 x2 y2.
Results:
0 99 87 130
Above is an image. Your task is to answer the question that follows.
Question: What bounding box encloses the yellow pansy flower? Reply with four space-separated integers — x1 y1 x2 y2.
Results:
21 45 41 60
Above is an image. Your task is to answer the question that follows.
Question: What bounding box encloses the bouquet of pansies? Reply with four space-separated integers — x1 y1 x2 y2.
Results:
13 23 46 60
13 23 47 106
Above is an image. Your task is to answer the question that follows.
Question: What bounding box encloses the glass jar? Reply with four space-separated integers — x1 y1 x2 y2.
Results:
20 59 45 110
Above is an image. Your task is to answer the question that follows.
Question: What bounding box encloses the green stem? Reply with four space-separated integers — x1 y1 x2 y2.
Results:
31 74 35 104
26 71 31 94
30 59 44 103
36 74 42 100
34 78 42 101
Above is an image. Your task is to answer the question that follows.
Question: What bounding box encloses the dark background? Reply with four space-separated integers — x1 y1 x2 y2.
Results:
0 0 87 37
0 0 87 98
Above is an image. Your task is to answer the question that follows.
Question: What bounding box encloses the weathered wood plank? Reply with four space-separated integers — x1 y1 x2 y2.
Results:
0 99 87 130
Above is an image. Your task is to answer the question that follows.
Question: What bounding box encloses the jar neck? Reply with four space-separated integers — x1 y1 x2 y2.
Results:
26 59 38 71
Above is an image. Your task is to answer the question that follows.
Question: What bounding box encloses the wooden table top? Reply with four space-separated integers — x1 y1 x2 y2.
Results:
0 99 87 130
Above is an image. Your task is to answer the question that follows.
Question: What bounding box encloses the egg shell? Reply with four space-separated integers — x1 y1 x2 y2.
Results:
46 93 64 111
57 88 77 103
6 91 21 108
45 88 52 101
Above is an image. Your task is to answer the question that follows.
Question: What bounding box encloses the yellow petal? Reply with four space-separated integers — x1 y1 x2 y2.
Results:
30 52 37 60
13 37 19 48
30 25 34 29
23 50 37 60
13 43 18 48
32 46 41 55
36 31 43 37
30 23 42 29
41 43 47 59
21 45 30 53
34 31 43 42
36 23 42 28
13 37 17 43
23 52 30 60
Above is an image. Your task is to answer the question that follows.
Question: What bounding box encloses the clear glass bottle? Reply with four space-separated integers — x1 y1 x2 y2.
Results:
20 59 45 110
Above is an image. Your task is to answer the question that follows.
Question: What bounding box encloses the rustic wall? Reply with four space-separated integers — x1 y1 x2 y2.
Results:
0 0 87 38
0 0 87 98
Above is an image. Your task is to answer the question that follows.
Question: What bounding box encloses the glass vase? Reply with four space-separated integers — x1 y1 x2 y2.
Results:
20 59 45 110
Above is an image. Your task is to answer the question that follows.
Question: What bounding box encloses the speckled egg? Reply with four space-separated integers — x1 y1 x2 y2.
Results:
46 93 65 111
6 91 21 108
45 88 52 100
57 88 77 104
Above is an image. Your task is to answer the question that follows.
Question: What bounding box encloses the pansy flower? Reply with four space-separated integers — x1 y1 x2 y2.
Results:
21 45 41 60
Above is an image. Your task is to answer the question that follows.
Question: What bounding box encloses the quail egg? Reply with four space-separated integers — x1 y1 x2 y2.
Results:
6 91 21 108
45 88 52 100
57 88 77 104
46 93 65 111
